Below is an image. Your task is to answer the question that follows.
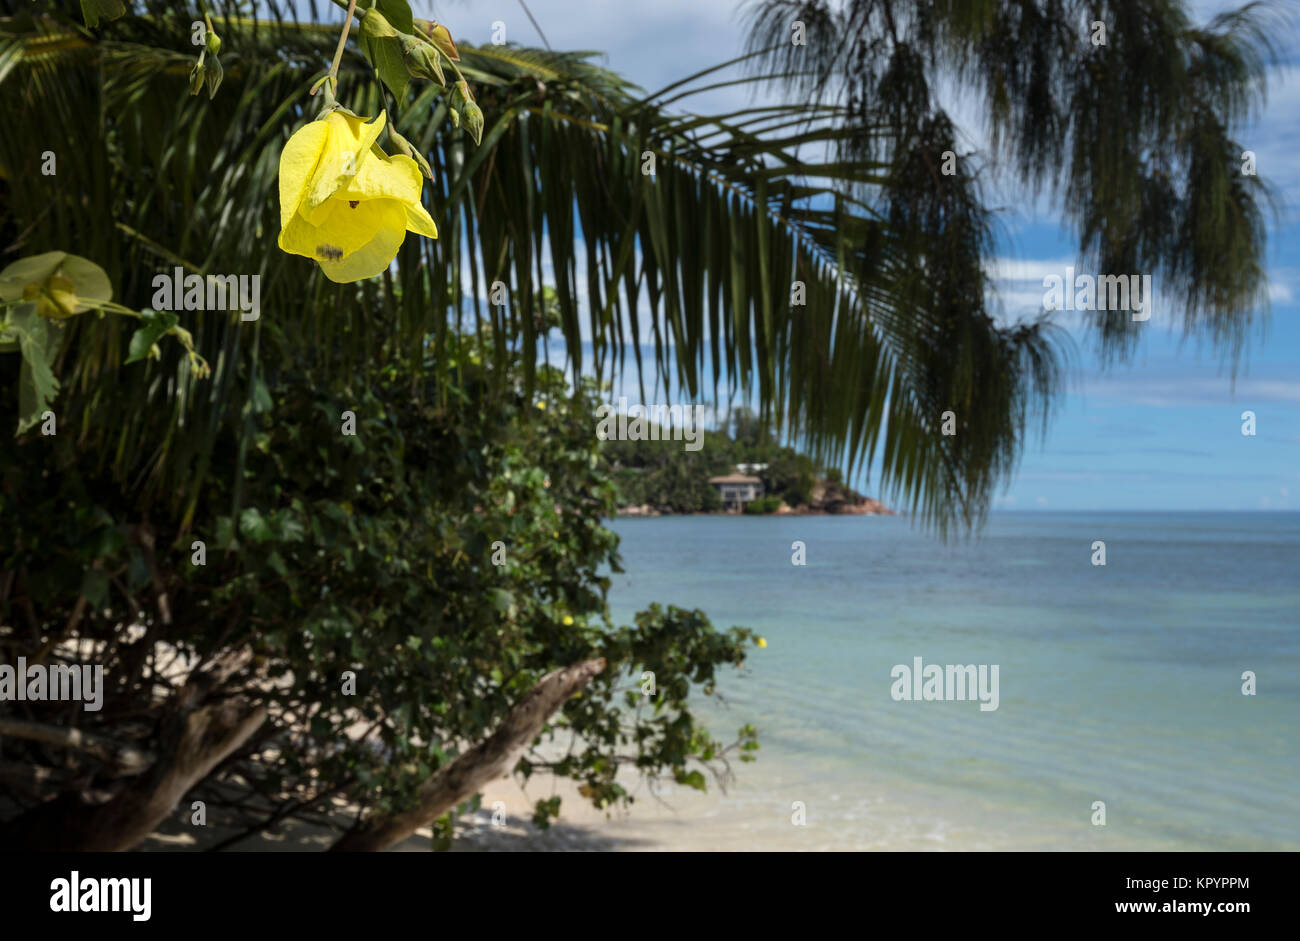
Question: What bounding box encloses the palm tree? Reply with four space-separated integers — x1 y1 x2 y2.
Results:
2 1 1278 531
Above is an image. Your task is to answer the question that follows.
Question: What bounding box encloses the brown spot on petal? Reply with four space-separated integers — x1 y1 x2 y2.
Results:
316 244 344 261
348 200 359 209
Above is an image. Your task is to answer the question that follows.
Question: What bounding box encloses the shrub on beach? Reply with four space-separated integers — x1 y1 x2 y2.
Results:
0 334 761 850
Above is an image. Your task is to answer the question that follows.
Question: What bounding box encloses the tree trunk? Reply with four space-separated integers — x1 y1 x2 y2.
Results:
0 652 266 851
330 657 605 852
0 717 154 776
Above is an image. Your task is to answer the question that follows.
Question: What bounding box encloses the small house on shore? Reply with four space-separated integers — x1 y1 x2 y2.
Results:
708 473 764 510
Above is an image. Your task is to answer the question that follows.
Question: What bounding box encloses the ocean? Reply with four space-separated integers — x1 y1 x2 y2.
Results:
586 512 1300 850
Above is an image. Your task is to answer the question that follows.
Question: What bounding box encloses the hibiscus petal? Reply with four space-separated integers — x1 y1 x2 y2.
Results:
344 152 422 205
278 197 408 282
303 111 388 211
333 110 388 157
317 225 406 282
341 151 438 240
278 121 330 230
404 201 438 239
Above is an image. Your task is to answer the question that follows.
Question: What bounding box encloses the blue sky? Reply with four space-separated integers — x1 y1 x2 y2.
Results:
424 0 1300 511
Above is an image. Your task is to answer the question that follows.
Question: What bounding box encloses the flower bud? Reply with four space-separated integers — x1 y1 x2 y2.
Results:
423 21 459 61
401 34 445 86
204 54 224 99
204 29 221 56
189 56 206 96
462 100 484 146
387 126 434 181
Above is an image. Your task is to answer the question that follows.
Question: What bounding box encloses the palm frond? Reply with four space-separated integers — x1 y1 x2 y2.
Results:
1 0 1072 534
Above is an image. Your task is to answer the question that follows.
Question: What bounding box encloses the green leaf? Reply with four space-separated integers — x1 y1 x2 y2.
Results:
274 512 306 542
676 769 707 792
358 0 414 35
7 303 63 435
126 546 152 590
92 523 126 558
79 0 125 29
126 309 179 364
359 13 409 101
430 812 454 852
0 251 112 311
249 377 273 414
214 516 236 549
80 568 110 607
377 0 414 35
239 508 274 542
488 588 516 617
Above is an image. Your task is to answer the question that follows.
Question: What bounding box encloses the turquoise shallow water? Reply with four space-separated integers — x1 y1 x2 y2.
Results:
603 512 1300 850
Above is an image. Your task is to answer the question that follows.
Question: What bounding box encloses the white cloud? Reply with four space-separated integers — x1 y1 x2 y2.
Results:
1266 269 1296 304
1083 377 1300 407
984 257 1079 282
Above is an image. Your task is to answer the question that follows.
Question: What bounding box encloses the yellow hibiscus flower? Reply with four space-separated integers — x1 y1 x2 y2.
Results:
278 109 437 283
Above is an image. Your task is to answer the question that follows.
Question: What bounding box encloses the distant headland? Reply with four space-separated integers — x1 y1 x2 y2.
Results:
600 408 895 517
